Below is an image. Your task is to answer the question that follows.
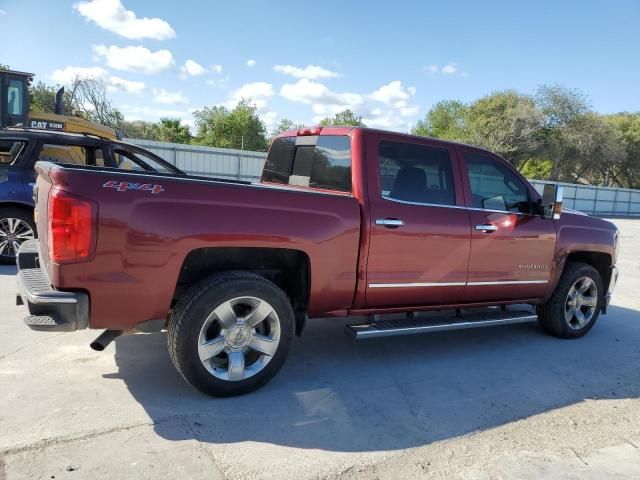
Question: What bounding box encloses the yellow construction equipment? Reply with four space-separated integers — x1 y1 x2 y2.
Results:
1 69 118 139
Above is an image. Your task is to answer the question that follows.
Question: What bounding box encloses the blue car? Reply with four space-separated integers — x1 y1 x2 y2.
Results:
0 128 183 264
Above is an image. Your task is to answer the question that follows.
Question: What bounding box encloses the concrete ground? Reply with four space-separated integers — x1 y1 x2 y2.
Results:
1 219 639 480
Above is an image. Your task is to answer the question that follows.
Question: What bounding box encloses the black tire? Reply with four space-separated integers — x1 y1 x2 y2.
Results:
537 262 603 338
0 207 36 265
167 271 295 397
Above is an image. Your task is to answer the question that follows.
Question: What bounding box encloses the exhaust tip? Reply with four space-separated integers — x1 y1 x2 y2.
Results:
89 341 105 351
90 329 122 351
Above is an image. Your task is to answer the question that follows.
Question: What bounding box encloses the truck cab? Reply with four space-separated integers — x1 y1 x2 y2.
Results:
0 69 30 128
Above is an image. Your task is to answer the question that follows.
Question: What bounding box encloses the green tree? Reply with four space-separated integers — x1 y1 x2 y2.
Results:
604 113 640 189
29 81 76 115
519 158 554 180
465 91 543 167
535 84 591 180
319 109 365 127
271 118 299 137
412 100 468 140
121 120 159 140
156 118 191 144
193 100 268 151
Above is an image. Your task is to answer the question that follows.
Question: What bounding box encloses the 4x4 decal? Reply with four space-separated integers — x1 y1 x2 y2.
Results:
103 180 165 195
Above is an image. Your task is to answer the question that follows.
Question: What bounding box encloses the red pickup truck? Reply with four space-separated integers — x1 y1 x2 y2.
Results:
16 126 619 396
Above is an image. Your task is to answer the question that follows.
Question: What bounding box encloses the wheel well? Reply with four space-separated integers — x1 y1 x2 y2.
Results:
0 202 34 213
565 251 612 291
174 247 311 333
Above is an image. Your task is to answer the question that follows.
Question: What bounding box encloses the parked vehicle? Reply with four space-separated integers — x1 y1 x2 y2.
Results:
15 126 619 396
0 128 183 263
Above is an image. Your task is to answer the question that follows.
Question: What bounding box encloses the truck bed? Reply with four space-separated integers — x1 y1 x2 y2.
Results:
34 161 362 329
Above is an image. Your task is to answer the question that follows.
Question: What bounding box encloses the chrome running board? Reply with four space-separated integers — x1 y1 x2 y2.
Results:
345 308 537 339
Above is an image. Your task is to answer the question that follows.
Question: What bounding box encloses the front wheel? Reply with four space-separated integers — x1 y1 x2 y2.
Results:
537 262 603 338
167 271 294 397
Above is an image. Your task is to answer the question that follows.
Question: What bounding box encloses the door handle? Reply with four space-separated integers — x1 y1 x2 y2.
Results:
376 218 404 228
475 224 498 232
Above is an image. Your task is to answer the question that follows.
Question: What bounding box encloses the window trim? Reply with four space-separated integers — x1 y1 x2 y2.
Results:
381 195 538 216
376 138 459 208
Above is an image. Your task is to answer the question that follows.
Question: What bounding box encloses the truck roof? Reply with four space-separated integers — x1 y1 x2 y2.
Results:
274 126 500 157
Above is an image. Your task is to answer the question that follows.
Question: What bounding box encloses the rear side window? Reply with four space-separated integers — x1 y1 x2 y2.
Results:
38 143 105 167
379 140 455 206
0 140 26 165
262 136 352 193
464 152 530 213
113 149 173 173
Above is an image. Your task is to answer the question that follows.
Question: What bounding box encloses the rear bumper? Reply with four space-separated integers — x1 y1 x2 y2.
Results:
604 265 619 310
16 240 89 332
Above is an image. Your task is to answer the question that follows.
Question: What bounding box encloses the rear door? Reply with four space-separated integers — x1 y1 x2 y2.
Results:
365 133 471 307
460 148 556 302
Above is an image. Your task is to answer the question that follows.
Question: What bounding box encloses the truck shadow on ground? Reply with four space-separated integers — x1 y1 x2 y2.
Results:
111 305 640 452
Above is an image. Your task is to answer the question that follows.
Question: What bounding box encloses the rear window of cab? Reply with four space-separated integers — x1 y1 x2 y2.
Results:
262 135 352 193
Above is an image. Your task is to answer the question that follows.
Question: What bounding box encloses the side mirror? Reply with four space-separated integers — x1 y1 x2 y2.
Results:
541 184 563 219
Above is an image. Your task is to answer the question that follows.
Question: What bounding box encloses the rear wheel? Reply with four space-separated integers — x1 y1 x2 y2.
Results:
167 271 294 397
0 208 36 265
537 262 603 338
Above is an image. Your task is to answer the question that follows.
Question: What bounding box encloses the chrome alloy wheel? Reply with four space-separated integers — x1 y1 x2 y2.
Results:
565 276 598 329
0 218 35 258
197 296 281 381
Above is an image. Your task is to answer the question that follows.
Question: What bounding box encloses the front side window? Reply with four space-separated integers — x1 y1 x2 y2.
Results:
0 140 26 165
262 135 352 193
464 152 530 213
379 140 455 206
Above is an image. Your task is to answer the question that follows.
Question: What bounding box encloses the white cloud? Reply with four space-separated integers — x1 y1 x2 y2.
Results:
368 80 413 105
74 0 175 40
180 59 207 78
0 9 7 15
274 64 340 80
108 76 145 94
211 64 223 74
50 66 145 94
206 76 230 88
280 78 364 108
246 59 256 67
227 81 273 110
261 111 278 129
281 79 418 132
50 66 109 84
153 88 188 104
122 105 191 123
93 45 174 74
441 64 458 74
425 63 460 76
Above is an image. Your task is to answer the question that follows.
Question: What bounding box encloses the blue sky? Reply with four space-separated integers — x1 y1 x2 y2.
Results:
1 0 639 132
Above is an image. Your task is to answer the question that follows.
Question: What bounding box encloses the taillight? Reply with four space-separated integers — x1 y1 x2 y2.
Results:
48 189 97 263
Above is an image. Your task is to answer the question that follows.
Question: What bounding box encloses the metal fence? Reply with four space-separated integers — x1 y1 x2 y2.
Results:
530 180 640 217
128 138 267 182
127 138 640 217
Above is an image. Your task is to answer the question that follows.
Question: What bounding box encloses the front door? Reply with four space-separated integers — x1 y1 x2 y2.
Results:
460 149 557 302
365 134 471 308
